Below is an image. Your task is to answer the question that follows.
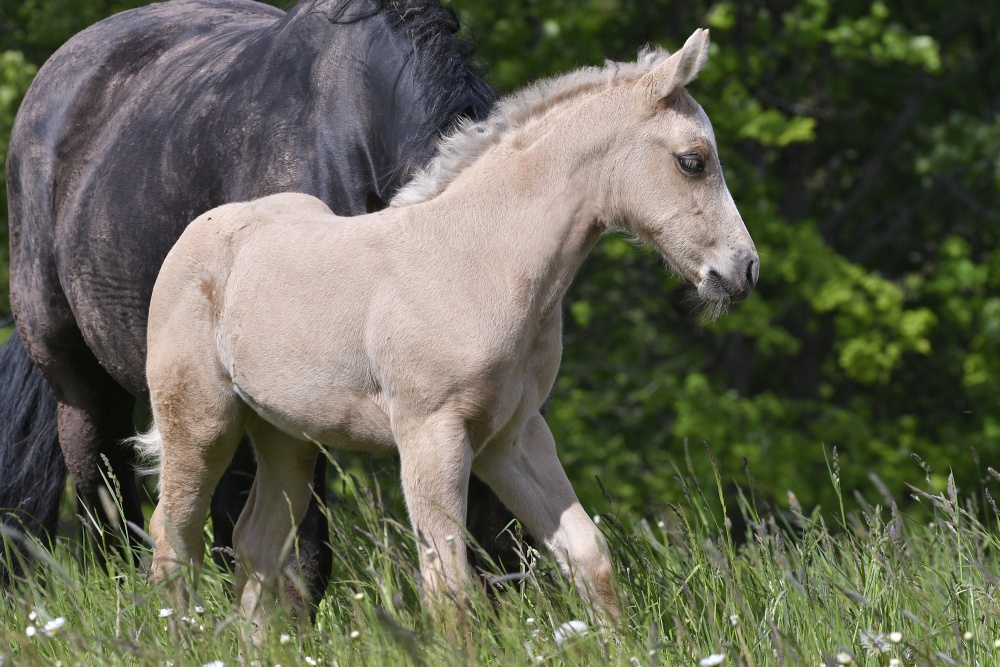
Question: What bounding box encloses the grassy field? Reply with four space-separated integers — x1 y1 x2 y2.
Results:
2 454 999 666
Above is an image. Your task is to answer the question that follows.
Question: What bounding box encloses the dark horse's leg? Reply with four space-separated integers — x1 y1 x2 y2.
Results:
50 340 144 557
467 474 525 575
13 292 143 562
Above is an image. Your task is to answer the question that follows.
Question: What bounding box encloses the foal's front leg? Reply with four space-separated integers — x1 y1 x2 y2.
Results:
473 414 620 619
396 416 473 606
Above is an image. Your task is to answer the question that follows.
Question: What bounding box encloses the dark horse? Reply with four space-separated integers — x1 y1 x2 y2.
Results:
2 0 518 603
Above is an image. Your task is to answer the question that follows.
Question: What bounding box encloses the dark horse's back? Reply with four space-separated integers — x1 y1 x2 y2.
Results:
2 0 505 589
11 0 274 392
10 0 492 394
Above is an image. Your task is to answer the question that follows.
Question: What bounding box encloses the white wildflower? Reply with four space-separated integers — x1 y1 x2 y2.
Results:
963 631 973 641
994 638 1000 649
525 617 535 625
25 625 37 637
593 514 601 525
836 652 853 665
353 592 364 601
350 630 360 639
859 630 889 655
279 633 291 644
159 608 173 618
657 520 665 529
889 660 901 667
553 620 589 645
305 658 318 666
888 631 902 644
202 662 224 667
194 606 206 614
28 611 37 621
729 614 739 627
699 654 726 666
42 617 66 636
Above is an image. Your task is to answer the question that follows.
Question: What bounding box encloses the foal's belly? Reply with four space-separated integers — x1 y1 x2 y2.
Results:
233 381 396 453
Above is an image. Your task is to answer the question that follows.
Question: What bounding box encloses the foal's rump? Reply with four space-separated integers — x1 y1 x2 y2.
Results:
149 193 395 451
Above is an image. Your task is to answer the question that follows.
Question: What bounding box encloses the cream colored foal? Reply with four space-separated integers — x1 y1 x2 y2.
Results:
137 28 757 625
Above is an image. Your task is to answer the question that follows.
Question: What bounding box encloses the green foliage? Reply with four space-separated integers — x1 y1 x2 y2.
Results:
0 49 36 314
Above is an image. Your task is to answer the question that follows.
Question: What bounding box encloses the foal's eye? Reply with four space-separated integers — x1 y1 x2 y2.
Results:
675 152 705 175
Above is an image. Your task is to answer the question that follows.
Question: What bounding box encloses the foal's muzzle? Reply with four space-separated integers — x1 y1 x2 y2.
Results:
702 251 759 304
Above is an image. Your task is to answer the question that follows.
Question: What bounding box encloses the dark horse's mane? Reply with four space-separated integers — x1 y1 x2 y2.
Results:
306 0 496 191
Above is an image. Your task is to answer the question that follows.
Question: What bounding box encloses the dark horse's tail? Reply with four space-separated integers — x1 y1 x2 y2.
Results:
0 325 65 581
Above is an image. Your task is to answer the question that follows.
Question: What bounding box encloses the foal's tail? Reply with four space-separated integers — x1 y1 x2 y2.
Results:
0 328 65 582
128 421 163 482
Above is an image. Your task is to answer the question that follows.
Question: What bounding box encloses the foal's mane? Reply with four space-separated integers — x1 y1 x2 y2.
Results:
391 47 671 207
298 0 496 191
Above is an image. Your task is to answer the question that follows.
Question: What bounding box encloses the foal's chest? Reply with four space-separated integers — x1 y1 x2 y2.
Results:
454 309 563 450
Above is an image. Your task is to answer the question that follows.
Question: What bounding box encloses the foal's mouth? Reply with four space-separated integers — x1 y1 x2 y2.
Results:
700 269 752 304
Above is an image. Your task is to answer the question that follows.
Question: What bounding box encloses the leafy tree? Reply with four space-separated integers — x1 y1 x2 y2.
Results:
0 49 33 317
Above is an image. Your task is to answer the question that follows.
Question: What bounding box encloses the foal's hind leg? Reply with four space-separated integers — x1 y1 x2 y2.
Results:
473 414 619 619
210 440 332 618
148 385 243 599
231 419 319 629
396 417 473 605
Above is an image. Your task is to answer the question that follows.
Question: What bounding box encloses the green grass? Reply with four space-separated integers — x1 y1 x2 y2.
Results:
2 456 1000 666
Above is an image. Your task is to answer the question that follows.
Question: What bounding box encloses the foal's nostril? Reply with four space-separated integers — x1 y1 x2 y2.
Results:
745 259 756 289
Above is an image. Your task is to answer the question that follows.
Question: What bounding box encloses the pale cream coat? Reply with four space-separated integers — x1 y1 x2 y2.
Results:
138 28 758 625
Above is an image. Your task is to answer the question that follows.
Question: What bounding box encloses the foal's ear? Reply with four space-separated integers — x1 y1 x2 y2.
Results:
642 28 710 104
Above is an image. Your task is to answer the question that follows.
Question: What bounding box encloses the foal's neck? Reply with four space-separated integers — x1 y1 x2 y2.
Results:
437 135 608 318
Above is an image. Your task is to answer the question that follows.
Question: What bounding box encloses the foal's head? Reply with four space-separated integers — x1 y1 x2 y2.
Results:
607 30 758 315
